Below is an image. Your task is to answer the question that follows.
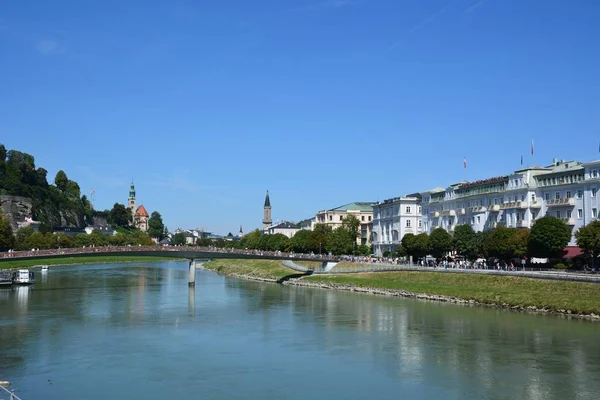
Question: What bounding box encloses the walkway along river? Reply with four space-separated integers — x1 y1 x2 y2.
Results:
2 260 600 399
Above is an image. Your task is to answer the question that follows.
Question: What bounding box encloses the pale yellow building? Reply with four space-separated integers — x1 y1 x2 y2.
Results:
315 202 374 246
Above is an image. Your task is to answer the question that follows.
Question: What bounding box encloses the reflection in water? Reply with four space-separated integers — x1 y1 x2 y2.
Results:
1 261 599 400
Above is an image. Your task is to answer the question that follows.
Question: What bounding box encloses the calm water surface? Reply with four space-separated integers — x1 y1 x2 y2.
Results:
1 261 600 399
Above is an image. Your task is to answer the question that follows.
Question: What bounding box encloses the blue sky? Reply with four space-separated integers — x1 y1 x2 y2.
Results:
1 0 599 234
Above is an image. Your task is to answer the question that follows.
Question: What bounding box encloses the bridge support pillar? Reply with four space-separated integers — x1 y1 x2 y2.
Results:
188 259 195 287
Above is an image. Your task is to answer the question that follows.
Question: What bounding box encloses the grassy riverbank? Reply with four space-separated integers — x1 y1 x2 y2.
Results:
0 255 180 269
304 272 600 315
203 259 298 281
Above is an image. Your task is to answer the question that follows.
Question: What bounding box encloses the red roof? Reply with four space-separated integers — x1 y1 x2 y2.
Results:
135 205 149 217
563 246 584 259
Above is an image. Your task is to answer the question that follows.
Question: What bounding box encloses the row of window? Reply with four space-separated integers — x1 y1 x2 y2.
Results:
537 174 585 187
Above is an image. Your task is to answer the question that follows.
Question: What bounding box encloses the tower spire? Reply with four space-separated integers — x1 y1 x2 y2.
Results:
262 190 272 231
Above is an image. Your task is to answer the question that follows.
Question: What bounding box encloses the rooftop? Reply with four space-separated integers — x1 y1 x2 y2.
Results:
135 205 149 217
327 202 375 213
270 221 300 229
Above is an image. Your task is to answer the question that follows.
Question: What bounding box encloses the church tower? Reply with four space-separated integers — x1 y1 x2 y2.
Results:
128 181 136 219
262 190 272 231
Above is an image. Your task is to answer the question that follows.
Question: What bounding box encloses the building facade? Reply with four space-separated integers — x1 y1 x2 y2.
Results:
266 221 301 238
420 158 599 246
372 195 422 256
315 202 374 246
127 181 149 232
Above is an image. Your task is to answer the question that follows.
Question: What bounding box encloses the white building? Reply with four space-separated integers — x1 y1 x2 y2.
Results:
266 221 301 238
420 158 599 246
372 195 422 256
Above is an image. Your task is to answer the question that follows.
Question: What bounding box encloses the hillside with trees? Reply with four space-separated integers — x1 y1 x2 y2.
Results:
0 144 93 229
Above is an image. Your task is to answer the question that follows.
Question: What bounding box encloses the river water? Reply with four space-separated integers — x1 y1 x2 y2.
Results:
1 261 600 399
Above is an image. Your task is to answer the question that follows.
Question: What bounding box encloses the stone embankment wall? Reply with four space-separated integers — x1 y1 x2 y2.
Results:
0 195 33 230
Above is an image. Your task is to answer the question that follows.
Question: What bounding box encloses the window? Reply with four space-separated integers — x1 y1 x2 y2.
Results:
406 206 411 214
577 190 583 199
555 210 561 218
545 193 550 201
406 220 411 228
418 220 422 228
361 216 365 221
567 210 572 218
471 217 475 225
594 170 599 178
521 194 525 201
531 194 536 202
594 208 598 219
329 215 332 221
555 192 560 200
593 189 598 197
368 216 371 221
418 207 421 214
578 209 583 219
566 191 571 198
477 216 481 224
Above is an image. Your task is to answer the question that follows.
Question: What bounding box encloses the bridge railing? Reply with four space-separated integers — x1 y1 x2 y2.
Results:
0 245 338 262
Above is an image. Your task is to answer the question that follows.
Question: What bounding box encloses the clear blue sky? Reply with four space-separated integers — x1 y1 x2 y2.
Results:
1 0 599 234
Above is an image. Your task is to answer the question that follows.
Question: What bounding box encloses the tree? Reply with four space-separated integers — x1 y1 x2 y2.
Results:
15 226 35 250
290 230 312 253
412 233 430 259
148 211 165 239
54 170 68 191
342 215 361 250
311 224 332 254
0 214 15 251
575 221 600 269
263 233 289 252
401 233 415 255
108 203 131 228
484 227 518 261
429 228 453 259
328 227 353 255
452 225 478 260
240 229 262 249
172 232 186 246
509 228 530 259
529 216 571 259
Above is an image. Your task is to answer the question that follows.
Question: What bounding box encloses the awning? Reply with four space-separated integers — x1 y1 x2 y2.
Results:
563 246 584 259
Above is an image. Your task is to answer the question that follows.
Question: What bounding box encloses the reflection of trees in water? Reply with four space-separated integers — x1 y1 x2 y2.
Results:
232 281 600 399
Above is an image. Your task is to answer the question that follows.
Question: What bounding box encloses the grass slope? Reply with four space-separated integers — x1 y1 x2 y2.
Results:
0 255 179 269
203 259 298 281
305 272 600 314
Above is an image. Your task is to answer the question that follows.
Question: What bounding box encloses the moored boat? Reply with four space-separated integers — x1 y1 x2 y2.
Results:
0 271 12 286
41 265 49 272
12 269 35 285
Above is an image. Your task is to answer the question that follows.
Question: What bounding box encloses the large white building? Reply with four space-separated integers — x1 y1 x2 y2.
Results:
372 195 422 256
420 158 600 246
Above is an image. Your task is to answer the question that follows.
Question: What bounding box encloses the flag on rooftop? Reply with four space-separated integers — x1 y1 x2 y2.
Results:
521 155 523 166
463 156 467 169
531 138 534 156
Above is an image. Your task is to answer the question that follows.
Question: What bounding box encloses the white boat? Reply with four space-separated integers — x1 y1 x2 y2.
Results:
41 265 49 272
12 269 35 285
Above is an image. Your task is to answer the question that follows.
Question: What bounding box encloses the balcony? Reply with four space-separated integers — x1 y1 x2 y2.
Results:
530 200 542 208
458 208 466 215
470 206 487 213
547 198 576 207
432 211 440 217
561 218 575 225
439 210 456 216
489 205 500 212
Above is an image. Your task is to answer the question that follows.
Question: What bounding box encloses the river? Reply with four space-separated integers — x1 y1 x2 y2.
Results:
1 261 599 399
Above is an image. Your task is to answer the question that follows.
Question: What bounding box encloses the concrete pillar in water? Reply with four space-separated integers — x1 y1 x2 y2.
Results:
188 286 195 315
188 259 195 287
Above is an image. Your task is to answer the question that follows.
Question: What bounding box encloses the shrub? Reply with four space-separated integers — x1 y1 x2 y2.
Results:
553 263 567 270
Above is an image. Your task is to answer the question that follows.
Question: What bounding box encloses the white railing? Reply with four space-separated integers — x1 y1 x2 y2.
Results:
0 385 23 400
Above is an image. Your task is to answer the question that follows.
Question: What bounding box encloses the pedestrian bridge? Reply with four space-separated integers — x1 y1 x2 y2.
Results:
0 245 336 271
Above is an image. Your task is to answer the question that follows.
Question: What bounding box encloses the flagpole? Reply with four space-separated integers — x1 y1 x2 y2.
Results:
531 138 535 166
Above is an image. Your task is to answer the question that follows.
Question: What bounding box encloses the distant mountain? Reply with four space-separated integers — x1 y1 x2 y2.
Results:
0 144 93 230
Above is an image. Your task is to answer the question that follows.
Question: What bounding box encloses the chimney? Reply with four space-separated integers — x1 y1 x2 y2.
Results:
553 158 558 166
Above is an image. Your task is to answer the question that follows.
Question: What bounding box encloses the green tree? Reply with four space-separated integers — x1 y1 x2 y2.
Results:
0 214 15 251
328 227 353 255
529 216 571 258
311 224 332 254
342 215 361 251
15 226 35 250
54 170 68 191
575 221 600 269
412 233 430 259
55 233 74 248
401 233 415 256
357 244 371 256
290 229 312 253
148 211 165 239
452 225 478 260
240 229 262 249
65 180 81 198
484 227 518 260
172 232 186 246
108 203 132 228
263 233 290 251
509 228 530 258
108 233 128 246
429 228 453 259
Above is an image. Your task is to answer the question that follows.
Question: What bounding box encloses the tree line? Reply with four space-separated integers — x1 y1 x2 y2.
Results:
175 215 371 256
